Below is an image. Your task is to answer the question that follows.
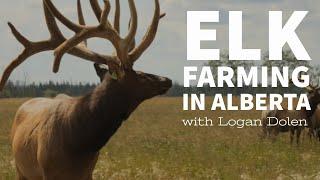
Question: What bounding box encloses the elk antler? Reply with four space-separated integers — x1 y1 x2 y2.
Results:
129 0 164 63
0 0 165 90
77 0 87 47
89 0 102 22
115 0 166 49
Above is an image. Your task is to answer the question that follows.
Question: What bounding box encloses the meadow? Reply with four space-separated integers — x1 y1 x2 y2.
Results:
1 97 320 180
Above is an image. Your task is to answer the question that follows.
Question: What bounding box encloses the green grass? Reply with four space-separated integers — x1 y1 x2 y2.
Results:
1 98 320 179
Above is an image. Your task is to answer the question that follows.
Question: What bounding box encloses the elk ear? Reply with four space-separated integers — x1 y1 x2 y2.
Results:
94 63 109 82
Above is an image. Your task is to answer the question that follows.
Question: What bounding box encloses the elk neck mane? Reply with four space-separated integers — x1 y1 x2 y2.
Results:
65 77 140 154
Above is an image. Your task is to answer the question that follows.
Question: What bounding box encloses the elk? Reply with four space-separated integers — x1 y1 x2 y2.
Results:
261 83 320 145
309 104 320 141
0 0 172 179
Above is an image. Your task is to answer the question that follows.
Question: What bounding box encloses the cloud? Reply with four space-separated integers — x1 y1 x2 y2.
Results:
0 0 319 84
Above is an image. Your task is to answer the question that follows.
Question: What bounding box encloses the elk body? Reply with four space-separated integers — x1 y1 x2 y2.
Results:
1 0 172 179
261 85 320 145
309 105 320 141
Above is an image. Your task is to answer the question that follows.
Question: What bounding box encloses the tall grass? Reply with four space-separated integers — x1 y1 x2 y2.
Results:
1 98 320 179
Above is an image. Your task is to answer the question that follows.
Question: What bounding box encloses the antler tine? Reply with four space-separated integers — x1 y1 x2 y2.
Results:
53 28 104 73
45 0 113 65
124 0 137 45
77 0 86 27
48 0 119 73
7 23 31 48
0 50 30 90
77 0 87 47
52 0 121 73
129 0 162 62
44 0 82 33
128 41 136 52
1 0 166 89
114 0 120 33
0 23 54 90
0 0 121 90
128 19 135 52
100 0 111 26
43 1 64 41
0 2 64 90
90 0 102 21
128 13 166 52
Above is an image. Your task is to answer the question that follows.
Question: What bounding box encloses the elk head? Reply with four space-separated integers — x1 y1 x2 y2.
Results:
305 81 320 114
0 0 172 101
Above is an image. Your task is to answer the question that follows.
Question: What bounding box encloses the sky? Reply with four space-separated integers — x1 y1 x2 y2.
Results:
0 0 320 84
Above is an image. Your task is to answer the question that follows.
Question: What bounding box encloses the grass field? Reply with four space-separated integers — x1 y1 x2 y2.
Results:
1 98 320 179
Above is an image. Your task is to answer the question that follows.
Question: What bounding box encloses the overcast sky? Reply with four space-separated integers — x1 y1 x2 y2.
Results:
0 0 319 84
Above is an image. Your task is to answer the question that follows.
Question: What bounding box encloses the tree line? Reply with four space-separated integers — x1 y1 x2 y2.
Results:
1 50 319 98
0 80 306 98
0 81 96 98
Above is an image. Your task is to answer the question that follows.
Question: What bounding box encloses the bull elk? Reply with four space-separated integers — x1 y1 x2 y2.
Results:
261 83 320 145
0 0 172 179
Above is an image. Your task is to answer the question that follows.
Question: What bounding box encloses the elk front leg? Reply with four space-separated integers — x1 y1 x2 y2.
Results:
317 129 320 141
260 120 268 139
15 166 27 180
296 128 302 145
290 128 295 145
270 127 279 142
308 128 314 142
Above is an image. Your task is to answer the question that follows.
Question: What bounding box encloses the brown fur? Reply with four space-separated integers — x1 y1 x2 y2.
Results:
309 105 320 141
261 90 320 144
1 0 170 178
11 71 172 180
262 109 308 144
